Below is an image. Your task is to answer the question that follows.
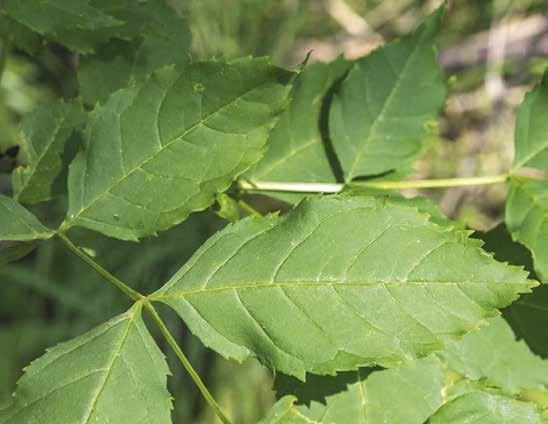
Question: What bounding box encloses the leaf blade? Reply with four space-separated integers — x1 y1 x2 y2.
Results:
64 59 294 241
0 195 52 241
153 195 534 378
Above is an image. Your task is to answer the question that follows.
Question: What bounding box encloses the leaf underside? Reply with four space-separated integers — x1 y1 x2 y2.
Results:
0 304 172 424
64 58 293 241
153 195 534 379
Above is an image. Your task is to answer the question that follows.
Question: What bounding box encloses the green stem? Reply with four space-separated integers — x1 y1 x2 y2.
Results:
56 232 143 302
238 199 262 217
144 302 233 424
238 174 510 193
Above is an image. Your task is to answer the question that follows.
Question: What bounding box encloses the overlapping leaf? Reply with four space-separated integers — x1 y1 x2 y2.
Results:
78 0 192 105
62 58 293 241
152 195 534 378
505 178 548 282
329 7 446 182
264 317 548 424
0 304 172 424
513 71 548 170
246 59 349 202
12 101 86 205
0 195 52 241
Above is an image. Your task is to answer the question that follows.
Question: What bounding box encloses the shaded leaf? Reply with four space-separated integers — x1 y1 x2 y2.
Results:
12 101 86 205
0 241 37 267
513 71 548 170
62 58 294 241
78 0 192 105
268 317 548 424
152 195 534 378
0 304 172 424
505 178 548 282
329 7 446 182
0 195 53 241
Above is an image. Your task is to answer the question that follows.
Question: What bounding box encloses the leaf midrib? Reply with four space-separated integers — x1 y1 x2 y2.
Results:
64 75 274 229
153 279 534 301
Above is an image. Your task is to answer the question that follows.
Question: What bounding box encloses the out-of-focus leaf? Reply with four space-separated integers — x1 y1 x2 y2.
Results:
153 195 534 378
12 101 86 205
78 0 192 105
0 241 36 267
329 7 446 182
62 59 293 241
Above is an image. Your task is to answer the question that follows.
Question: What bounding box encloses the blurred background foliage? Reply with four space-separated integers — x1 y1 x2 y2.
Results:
1 0 547 422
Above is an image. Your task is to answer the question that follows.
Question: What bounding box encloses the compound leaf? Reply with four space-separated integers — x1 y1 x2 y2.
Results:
246 59 349 203
63 58 293 241
78 0 192 105
513 71 548 170
152 195 534 379
0 304 172 424
505 178 548 282
0 195 53 241
266 317 548 424
329 7 446 182
12 101 86 205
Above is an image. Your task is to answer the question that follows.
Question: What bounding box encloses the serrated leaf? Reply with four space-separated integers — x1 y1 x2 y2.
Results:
0 304 172 424
267 317 548 424
78 0 192 105
62 58 293 241
513 71 548 170
246 59 350 203
0 195 53 241
12 101 86 205
152 195 534 378
329 7 446 182
2 0 123 53
505 178 548 282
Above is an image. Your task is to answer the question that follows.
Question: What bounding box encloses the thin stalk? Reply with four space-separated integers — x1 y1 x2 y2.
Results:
56 232 143 302
238 199 262 217
144 302 233 424
238 174 510 193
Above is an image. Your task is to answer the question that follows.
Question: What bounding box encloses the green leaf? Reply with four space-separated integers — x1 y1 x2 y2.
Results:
429 391 542 424
2 0 123 53
62 58 294 241
246 59 350 203
513 71 548 170
329 7 446 182
0 304 172 424
258 396 312 424
0 195 53 241
0 241 37 267
152 195 534 378
78 0 192 105
505 178 548 282
12 101 86 205
267 317 548 424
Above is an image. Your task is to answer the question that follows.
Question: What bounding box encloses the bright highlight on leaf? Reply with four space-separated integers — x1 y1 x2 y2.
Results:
63 58 294 241
265 317 548 424
153 195 535 379
12 101 86 205
0 304 172 424
329 6 447 182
